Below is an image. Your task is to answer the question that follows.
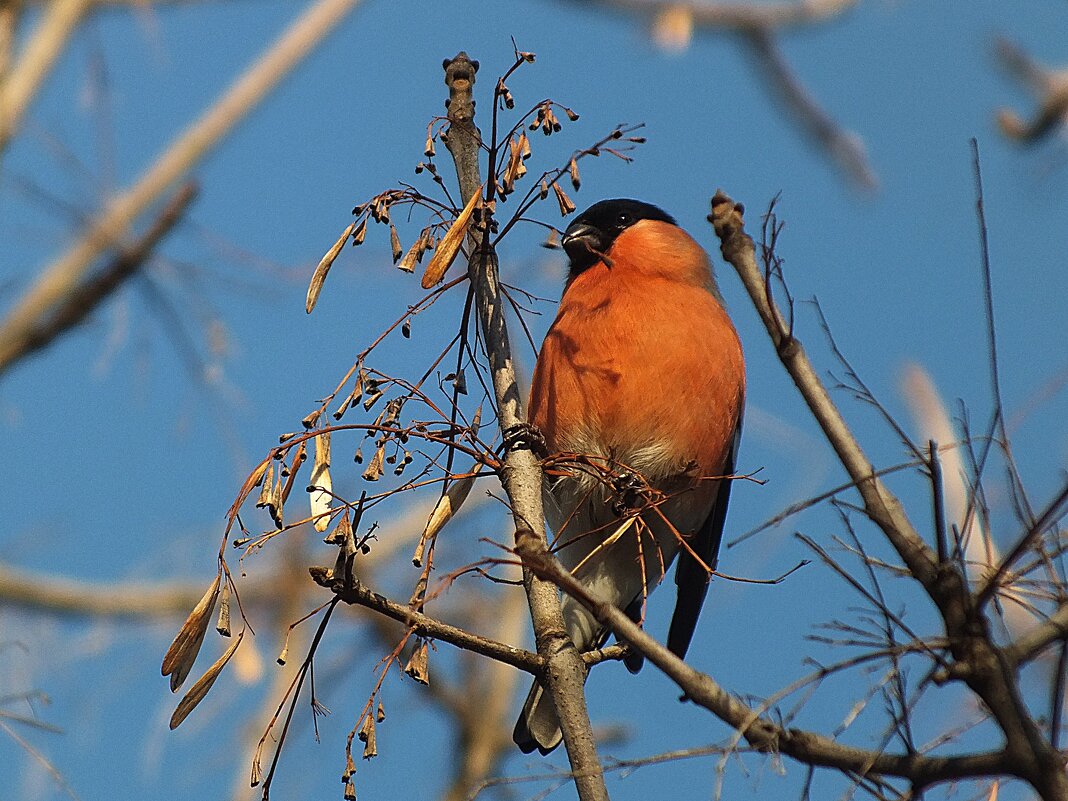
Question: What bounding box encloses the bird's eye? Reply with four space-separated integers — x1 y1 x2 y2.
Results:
617 212 632 226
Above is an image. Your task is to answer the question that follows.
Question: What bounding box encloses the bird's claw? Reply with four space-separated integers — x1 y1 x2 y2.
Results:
611 472 651 515
502 422 548 458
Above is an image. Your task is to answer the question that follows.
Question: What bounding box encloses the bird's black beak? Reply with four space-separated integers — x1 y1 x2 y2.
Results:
561 221 605 271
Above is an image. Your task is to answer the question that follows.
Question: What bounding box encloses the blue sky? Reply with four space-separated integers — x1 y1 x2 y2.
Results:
3 1 1068 800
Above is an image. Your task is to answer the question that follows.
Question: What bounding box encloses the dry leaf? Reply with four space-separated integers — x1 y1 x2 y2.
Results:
169 630 244 729
420 187 482 289
280 440 307 503
417 463 483 559
310 431 333 532
306 222 356 313
162 573 222 692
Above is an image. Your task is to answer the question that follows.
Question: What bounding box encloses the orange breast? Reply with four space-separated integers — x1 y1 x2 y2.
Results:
529 221 745 482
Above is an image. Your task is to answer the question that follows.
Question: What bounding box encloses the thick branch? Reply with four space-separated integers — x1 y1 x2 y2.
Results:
517 539 1014 789
441 52 608 801
709 190 1068 800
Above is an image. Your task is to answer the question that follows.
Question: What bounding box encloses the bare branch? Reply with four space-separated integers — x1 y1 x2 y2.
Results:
0 0 362 375
516 536 1013 790
441 52 609 801
0 0 93 156
0 181 197 372
309 567 542 674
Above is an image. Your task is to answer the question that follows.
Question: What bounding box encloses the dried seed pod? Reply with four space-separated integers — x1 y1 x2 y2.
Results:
306 222 355 313
520 131 531 160
301 410 321 430
269 471 284 529
403 640 429 685
344 781 356 800
333 369 365 421
162 573 222 692
424 131 435 157
351 218 367 246
381 398 404 429
389 224 402 263
376 699 386 722
420 187 482 289
343 752 356 782
324 512 353 546
169 631 244 729
256 462 275 509
396 237 420 273
362 445 385 482
569 157 581 190
520 50 536 62
539 179 549 199
401 319 411 338
542 229 560 249
309 432 333 532
563 106 580 121
553 183 576 216
362 386 384 411
215 580 232 637
359 715 377 759
280 440 307 503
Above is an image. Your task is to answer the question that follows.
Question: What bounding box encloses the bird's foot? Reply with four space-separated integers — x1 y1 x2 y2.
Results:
611 472 652 515
502 422 548 458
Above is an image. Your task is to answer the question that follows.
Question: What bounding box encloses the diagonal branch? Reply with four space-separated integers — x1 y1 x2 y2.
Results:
709 189 1068 801
0 0 362 375
516 536 1014 790
440 52 609 801
0 181 196 373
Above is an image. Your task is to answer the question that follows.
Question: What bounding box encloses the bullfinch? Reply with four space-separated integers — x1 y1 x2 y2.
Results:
513 199 746 754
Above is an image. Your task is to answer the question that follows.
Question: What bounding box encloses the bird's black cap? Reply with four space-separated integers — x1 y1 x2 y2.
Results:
561 199 676 273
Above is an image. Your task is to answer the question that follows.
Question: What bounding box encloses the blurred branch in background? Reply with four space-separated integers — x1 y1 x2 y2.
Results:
995 37 1068 144
0 0 363 377
565 0 875 188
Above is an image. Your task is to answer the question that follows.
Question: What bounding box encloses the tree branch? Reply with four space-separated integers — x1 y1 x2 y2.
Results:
0 0 93 156
0 0 362 376
708 189 1068 800
515 536 1014 790
440 52 609 801
0 181 197 372
309 567 542 674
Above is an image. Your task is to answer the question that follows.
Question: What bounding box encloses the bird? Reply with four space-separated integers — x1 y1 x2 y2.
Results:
513 198 746 755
